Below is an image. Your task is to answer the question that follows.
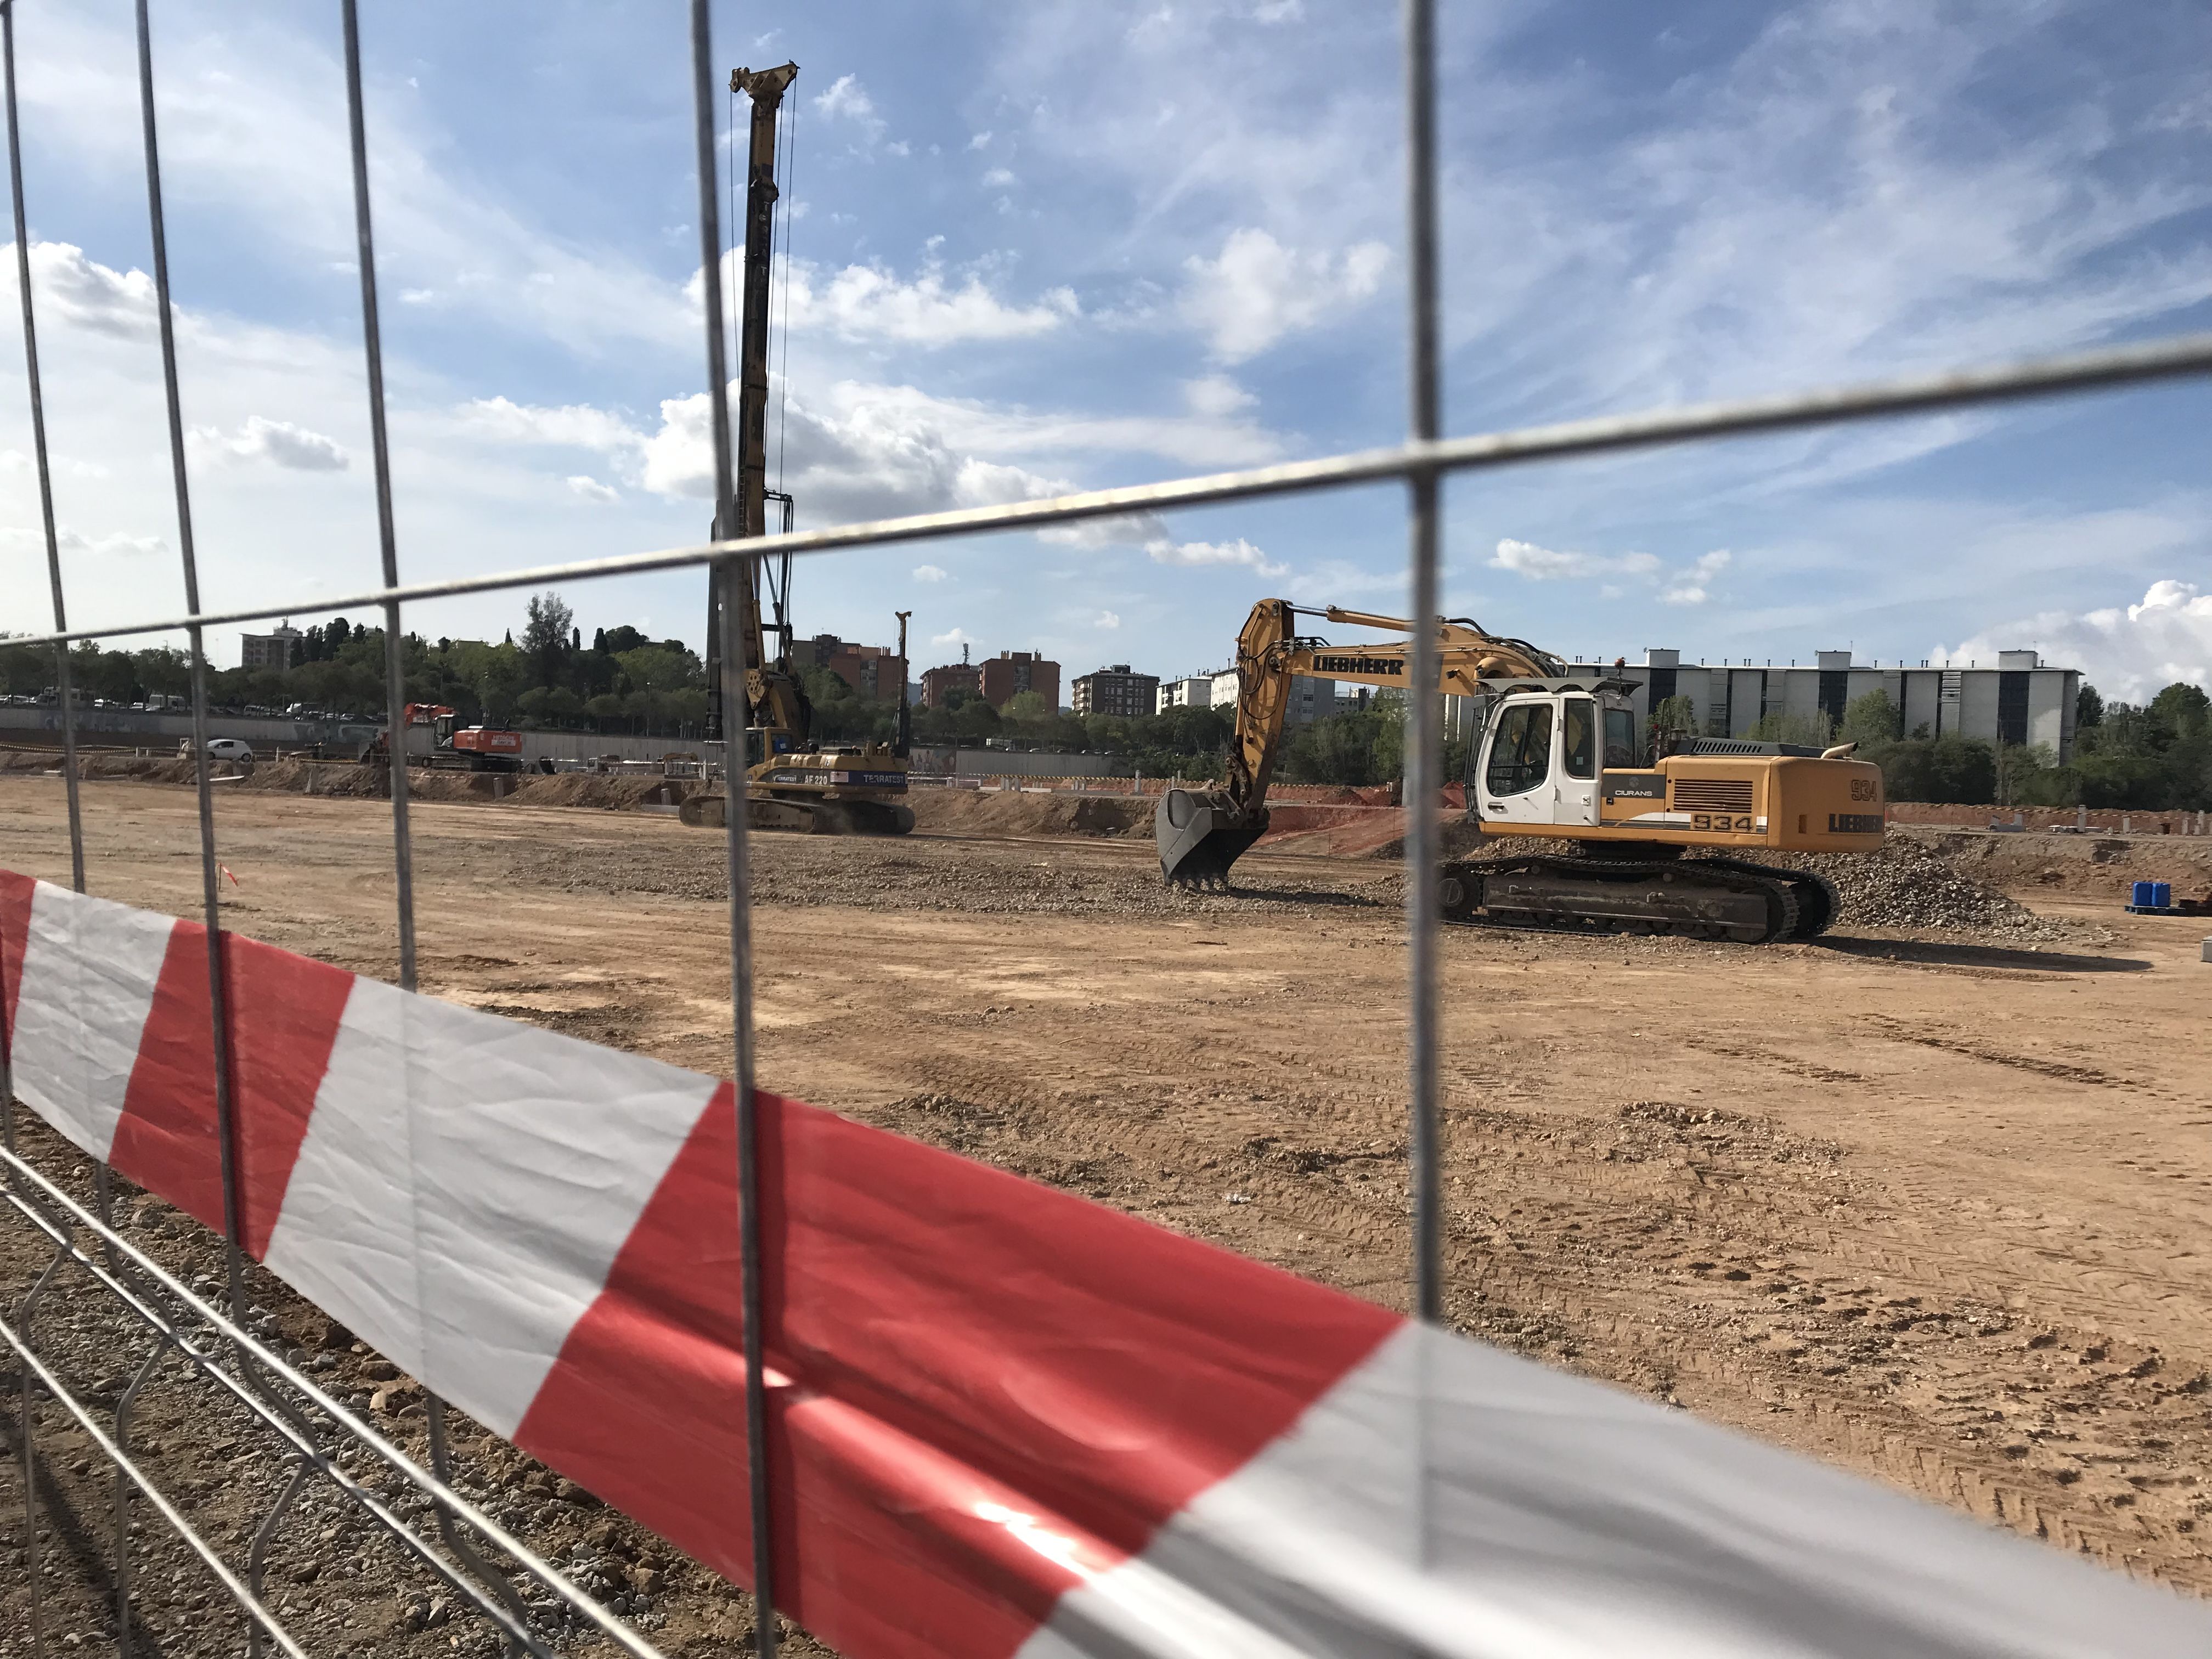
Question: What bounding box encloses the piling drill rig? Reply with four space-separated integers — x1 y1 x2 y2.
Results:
1156 599 1886 943
677 61 913 836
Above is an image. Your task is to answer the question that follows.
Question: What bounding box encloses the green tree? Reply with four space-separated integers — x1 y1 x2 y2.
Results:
523 591 574 689
1838 689 1901 748
1748 708 1834 747
2149 682 2210 743
1651 694 1697 737
614 645 700 695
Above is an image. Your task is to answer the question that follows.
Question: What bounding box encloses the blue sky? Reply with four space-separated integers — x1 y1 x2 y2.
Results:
4 0 2210 698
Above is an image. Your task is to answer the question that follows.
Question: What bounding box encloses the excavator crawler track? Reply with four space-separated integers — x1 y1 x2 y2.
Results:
1439 854 1819 944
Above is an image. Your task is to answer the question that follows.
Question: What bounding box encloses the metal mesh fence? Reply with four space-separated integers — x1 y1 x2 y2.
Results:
1 1 2209 1655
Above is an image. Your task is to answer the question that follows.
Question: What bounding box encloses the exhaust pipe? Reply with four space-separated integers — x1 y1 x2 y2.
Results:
1155 788 1268 889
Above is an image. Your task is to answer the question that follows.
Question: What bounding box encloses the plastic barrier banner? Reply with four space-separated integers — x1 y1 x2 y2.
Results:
0 872 2200 1658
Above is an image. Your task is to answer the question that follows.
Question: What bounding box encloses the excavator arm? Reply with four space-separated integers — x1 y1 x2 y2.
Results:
1158 599 1562 886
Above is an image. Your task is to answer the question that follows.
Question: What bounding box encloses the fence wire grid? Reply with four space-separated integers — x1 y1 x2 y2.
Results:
3 1 2211 1657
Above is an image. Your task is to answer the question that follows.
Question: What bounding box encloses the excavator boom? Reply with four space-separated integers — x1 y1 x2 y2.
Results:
1158 599 1561 887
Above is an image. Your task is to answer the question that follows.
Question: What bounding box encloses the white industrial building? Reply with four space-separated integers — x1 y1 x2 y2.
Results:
1157 674 1220 712
1158 669 1333 726
1550 648 2081 760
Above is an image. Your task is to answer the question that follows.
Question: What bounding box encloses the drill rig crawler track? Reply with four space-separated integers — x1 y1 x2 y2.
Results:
1156 599 1881 941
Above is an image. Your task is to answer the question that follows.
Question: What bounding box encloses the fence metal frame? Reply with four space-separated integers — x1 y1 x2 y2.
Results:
3 0 2210 1654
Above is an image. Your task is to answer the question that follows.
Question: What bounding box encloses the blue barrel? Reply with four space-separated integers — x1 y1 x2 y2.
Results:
2132 880 2157 907
2152 882 2172 909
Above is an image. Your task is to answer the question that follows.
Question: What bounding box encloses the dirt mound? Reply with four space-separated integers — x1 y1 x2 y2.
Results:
907 788 1151 839
1910 828 2212 902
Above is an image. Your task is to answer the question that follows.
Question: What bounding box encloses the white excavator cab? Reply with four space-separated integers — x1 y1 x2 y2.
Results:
1468 681 1640 832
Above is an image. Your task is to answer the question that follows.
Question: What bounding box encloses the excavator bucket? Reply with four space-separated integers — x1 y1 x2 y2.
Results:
1155 789 1268 889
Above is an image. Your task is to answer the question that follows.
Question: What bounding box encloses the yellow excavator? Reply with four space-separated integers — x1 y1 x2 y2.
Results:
678 61 913 837
1156 599 1886 943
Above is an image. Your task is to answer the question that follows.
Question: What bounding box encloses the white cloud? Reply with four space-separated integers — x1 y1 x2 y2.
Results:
812 74 885 144
693 247 1079 348
1182 374 1256 418
1146 535 1287 578
1940 580 2212 702
981 168 1018 188
467 371 1283 544
189 415 349 472
1493 537 1730 606
566 475 618 504
1096 610 1121 629
49 527 166 557
1491 538 1662 581
967 131 993 151
1661 550 1732 606
801 261 1077 346
26 241 154 337
1252 0 1304 19
461 397 645 454
1180 227 1390 362
931 626 973 648
913 563 949 582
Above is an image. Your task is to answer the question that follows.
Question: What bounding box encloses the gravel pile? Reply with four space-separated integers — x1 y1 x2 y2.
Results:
1779 837 2079 941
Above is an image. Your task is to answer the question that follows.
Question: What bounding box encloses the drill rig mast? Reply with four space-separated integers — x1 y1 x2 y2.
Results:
683 62 912 835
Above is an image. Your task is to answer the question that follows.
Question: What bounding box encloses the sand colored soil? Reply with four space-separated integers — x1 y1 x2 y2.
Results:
2 769 2210 1637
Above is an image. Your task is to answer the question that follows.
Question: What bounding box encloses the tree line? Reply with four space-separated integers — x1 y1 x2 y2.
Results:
1729 681 2212 809
1 594 714 737
19 588 2202 807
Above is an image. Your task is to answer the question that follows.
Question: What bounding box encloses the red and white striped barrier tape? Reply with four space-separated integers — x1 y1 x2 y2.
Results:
0 871 2197 1658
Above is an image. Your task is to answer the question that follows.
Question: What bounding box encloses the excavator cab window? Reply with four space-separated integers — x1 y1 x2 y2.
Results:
1603 706 1639 768
1485 701 1552 797
1562 698 1596 780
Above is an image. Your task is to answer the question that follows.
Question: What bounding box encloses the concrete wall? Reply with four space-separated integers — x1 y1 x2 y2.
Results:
0 706 700 765
906 746 1125 778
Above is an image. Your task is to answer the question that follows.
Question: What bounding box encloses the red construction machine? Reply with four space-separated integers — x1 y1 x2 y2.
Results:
359 704 526 772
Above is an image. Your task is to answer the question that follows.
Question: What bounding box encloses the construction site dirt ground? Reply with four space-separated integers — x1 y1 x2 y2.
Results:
5 771 2212 1651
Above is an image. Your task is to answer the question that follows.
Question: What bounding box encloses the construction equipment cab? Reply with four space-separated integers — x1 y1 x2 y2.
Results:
1156 599 1885 943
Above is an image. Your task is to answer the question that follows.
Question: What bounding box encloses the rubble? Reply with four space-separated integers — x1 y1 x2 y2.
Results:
1777 837 2092 942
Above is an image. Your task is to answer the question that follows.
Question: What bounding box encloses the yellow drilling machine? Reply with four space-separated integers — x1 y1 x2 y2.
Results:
678 61 913 837
1156 599 1886 943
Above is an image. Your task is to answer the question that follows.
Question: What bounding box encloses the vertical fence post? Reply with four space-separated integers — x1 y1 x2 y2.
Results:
8 10 92 1652
335 5 533 1648
690 6 777 1656
1402 0 1444 1328
1 1 82 903
132 0 251 1343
